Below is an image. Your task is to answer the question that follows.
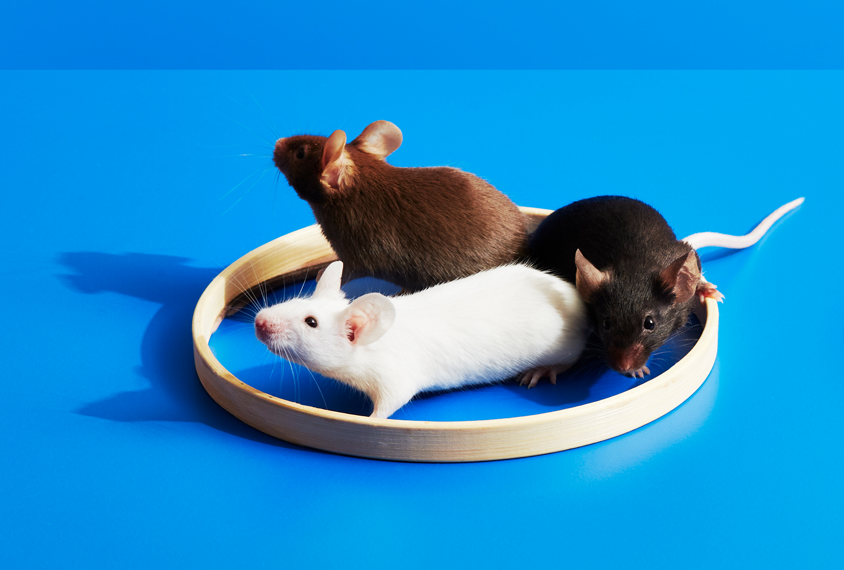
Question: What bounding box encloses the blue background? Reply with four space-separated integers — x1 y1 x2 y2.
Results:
2 1 844 69
2 3 844 569
4 69 842 570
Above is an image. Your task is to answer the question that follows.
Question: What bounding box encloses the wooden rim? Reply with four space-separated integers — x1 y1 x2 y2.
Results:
192 207 719 462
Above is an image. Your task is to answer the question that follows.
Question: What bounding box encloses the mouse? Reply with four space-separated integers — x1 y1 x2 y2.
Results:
527 196 804 378
273 120 528 292
254 260 588 419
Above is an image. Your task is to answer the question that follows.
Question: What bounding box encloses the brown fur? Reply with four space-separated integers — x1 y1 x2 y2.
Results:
274 122 527 292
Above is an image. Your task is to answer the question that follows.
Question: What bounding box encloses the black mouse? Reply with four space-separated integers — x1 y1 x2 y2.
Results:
529 195 721 378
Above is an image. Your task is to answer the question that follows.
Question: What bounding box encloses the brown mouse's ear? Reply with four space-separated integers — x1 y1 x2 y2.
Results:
351 120 402 160
320 130 352 191
659 251 701 305
575 249 608 303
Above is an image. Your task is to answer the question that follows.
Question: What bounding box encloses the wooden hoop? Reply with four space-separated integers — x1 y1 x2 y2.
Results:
192 207 719 462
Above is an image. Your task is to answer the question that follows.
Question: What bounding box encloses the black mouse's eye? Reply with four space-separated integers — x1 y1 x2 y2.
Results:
644 315 655 330
304 316 318 328
295 146 306 160
602 318 611 331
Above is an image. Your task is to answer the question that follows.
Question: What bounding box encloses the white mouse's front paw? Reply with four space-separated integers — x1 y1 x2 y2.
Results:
517 363 574 389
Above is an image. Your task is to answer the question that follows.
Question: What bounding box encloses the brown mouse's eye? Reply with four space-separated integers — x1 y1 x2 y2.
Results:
305 316 318 328
295 146 306 160
644 316 655 330
602 318 611 331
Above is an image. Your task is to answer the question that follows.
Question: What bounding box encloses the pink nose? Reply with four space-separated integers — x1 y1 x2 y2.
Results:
609 344 647 373
254 314 280 342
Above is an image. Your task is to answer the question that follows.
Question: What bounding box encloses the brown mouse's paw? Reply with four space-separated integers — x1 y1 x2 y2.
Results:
517 363 573 389
697 281 725 304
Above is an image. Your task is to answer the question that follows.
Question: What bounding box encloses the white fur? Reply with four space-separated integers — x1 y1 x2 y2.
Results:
682 197 804 250
255 261 588 419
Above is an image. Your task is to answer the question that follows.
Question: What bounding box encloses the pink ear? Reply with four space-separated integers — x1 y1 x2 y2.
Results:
574 249 608 303
320 130 350 191
314 261 343 298
344 293 396 346
659 250 701 305
351 120 402 159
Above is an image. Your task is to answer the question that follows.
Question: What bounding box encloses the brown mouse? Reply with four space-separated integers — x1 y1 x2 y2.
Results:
273 120 528 292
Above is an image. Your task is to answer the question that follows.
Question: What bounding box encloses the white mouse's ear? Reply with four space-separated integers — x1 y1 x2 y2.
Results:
659 250 700 305
320 130 352 191
314 261 343 297
343 293 396 346
574 249 608 303
351 120 402 160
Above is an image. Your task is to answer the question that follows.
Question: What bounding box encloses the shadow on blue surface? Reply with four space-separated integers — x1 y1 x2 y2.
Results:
55 251 307 450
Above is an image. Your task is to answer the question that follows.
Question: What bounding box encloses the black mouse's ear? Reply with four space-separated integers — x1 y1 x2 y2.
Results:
659 250 700 305
575 249 608 303
320 130 352 191
351 120 402 159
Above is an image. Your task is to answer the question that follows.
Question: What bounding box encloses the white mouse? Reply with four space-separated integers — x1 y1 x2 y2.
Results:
254 261 588 419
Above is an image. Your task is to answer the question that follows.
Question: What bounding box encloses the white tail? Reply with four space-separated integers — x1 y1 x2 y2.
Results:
682 197 804 250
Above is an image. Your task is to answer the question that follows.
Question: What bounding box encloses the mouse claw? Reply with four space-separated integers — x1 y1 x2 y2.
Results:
627 365 651 379
698 281 725 304
517 363 573 388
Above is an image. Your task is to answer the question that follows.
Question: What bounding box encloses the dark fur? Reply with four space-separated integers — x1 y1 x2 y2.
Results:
274 132 528 292
527 196 699 373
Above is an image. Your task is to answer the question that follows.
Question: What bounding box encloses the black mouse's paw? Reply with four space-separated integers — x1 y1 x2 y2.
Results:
697 280 725 304
624 365 651 379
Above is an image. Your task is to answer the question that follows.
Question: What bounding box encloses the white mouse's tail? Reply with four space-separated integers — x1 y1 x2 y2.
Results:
682 197 804 250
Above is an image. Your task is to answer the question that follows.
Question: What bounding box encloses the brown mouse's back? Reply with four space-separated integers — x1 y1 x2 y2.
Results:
275 121 527 291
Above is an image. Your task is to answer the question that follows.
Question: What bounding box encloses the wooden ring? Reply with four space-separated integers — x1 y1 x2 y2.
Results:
192 207 719 462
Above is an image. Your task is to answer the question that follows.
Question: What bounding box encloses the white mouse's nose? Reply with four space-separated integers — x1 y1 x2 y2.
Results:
254 313 283 343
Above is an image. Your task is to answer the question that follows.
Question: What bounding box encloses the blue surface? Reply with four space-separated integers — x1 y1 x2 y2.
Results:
2 1 844 69
2 71 843 568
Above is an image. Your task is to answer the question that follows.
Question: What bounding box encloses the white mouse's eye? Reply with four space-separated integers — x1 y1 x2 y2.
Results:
295 146 306 160
305 316 318 328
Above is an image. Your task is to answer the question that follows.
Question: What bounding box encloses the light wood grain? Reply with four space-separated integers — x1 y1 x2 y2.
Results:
192 207 718 462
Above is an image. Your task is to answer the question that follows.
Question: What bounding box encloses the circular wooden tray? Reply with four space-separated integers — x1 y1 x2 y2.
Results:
192 207 719 462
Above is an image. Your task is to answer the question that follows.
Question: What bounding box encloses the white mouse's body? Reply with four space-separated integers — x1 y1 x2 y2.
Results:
255 261 588 419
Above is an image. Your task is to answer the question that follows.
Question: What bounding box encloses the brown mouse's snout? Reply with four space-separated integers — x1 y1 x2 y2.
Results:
273 137 289 175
